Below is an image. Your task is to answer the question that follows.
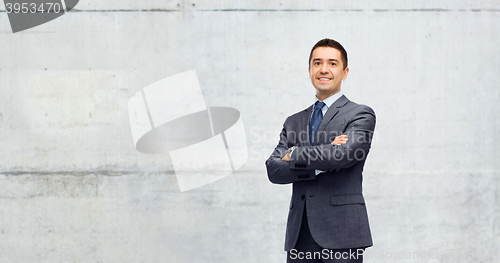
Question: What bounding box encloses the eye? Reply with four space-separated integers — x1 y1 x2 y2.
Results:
314 62 321 65
330 62 336 66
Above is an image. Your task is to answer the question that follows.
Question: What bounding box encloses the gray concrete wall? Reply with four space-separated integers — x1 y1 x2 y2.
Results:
1 0 499 262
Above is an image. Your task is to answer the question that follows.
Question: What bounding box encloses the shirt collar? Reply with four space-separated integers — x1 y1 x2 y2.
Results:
314 90 344 109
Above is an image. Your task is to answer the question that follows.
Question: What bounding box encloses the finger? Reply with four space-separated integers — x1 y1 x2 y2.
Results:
337 139 348 144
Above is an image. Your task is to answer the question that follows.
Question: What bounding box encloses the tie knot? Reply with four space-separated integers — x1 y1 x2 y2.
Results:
315 101 326 111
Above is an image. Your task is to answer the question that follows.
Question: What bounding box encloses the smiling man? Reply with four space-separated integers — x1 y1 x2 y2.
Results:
266 39 376 262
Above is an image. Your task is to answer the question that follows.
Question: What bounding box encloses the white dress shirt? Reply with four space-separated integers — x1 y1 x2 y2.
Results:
313 90 344 117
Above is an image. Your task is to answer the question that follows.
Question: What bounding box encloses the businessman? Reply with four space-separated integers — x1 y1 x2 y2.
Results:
265 39 376 262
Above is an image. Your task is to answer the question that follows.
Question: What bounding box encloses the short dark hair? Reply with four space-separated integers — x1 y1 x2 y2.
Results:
308 38 348 70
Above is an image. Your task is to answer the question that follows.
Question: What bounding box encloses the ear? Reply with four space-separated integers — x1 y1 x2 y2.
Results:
342 67 349 81
308 67 312 79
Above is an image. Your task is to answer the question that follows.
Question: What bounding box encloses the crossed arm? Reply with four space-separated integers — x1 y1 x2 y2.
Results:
265 106 375 184
281 135 348 161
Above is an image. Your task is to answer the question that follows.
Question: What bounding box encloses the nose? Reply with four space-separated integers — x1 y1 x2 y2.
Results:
320 63 329 74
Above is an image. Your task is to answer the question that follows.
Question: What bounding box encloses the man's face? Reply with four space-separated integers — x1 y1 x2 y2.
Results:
308 47 349 100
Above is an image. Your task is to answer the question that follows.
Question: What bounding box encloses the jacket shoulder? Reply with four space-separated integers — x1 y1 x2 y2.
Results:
344 100 375 117
286 106 311 121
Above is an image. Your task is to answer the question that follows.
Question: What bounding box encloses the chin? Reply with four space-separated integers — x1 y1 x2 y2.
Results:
316 87 333 92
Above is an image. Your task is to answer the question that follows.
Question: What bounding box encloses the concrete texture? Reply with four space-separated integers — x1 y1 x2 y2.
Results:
1 0 499 262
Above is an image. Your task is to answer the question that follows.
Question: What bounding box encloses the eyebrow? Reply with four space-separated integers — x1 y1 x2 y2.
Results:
312 58 339 62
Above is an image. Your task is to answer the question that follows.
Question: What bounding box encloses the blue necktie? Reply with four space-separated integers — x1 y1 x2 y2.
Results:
310 101 326 145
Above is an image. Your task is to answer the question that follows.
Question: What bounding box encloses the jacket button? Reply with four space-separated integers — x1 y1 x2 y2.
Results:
301 195 305 200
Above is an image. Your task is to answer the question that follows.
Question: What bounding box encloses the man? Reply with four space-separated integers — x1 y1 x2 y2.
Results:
265 39 376 262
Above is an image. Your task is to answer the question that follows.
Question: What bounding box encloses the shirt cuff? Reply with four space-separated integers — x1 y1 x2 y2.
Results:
315 169 326 176
289 148 296 158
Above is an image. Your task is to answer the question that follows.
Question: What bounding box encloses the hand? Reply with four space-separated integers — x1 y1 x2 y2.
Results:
281 153 291 162
331 135 348 145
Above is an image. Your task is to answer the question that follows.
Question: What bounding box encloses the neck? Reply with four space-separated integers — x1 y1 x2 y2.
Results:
316 89 341 101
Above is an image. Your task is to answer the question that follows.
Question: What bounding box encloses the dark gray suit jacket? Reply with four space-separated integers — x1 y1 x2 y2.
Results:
265 95 375 251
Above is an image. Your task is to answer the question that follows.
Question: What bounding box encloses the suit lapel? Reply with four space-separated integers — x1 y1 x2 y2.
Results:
316 95 349 138
300 105 313 146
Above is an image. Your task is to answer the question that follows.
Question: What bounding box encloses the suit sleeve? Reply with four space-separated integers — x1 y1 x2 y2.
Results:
289 105 376 172
265 118 316 184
